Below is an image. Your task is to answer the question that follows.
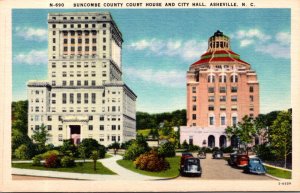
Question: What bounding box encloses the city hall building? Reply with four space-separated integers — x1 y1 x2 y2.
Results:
180 30 259 148
27 12 137 146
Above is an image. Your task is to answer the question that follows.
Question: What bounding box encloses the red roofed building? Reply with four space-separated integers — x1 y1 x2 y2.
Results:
180 30 259 148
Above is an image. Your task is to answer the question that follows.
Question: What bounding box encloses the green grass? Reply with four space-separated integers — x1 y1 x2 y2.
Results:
265 165 292 179
105 154 113 159
117 156 180 178
12 162 116 175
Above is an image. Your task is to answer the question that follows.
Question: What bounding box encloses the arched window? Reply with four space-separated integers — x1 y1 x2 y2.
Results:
230 74 238 83
219 75 226 83
208 75 215 83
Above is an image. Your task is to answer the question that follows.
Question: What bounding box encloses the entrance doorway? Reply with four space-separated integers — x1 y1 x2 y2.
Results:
208 135 215 148
70 125 81 145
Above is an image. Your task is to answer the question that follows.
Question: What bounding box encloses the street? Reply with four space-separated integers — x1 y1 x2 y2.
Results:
176 153 274 180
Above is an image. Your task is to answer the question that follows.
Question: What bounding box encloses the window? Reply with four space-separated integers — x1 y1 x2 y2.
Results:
219 75 226 83
58 134 63 141
52 93 56 97
77 93 81 104
208 87 214 93
91 80 96 86
231 95 237 102
208 75 215 83
78 38 82 44
92 31 97 35
219 87 226 93
78 46 82 51
91 93 96 104
62 81 67 86
100 125 104 130
220 96 226 102
85 24 89 28
112 136 116 142
250 95 254 102
250 107 254 111
231 87 238 93
52 46 56 51
192 87 196 93
112 125 116 130
192 114 196 120
70 31 75 36
84 80 88 86
103 46 106 51
232 117 237 127
250 86 254 92
103 24 106 27
192 96 197 102
103 38 106 43
93 46 97 51
89 125 93 131
85 46 89 51
53 31 56 35
59 125 63 131
208 105 214 111
221 116 226 125
52 24 56 28
47 125 52 131
64 47 68 52
89 116 93 120
62 93 67 104
220 106 226 111
70 80 74 86
208 96 214 102
192 105 196 111
70 93 74 104
48 116 52 121
231 75 238 83
71 47 75 52
84 93 88 104
62 71 67 77
52 38 56 43
231 106 238 111
112 106 116 112
71 38 75 44
92 38 96 43
77 80 81 86
103 30 106 35
209 116 214 125
85 38 89 44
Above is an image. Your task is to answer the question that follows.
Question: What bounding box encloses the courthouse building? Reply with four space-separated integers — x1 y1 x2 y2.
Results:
27 12 137 146
180 30 259 148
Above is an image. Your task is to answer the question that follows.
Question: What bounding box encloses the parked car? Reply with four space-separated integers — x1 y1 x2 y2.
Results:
244 157 266 174
180 156 202 177
236 154 249 167
228 152 238 166
181 152 193 157
212 150 223 159
197 150 206 159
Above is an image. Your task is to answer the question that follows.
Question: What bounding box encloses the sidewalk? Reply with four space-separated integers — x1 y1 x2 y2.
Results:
12 154 164 181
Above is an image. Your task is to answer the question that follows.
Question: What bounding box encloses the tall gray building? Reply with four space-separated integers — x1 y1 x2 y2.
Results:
27 12 137 146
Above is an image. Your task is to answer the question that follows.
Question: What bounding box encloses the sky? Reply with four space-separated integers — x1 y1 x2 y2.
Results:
12 9 291 114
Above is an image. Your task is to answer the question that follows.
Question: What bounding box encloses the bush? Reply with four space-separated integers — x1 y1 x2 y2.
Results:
61 155 75 168
44 154 60 168
60 139 78 157
98 145 106 158
212 147 220 152
32 155 42 166
221 146 234 153
124 141 149 160
79 138 100 158
158 142 175 157
254 143 276 161
121 140 134 149
182 140 189 150
14 144 30 160
134 149 170 172
41 150 60 159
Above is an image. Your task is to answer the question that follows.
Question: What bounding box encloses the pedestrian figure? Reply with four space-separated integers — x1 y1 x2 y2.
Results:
114 148 117 155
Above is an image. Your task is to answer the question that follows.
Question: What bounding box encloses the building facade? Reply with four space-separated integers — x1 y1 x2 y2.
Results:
180 30 259 148
27 12 137 146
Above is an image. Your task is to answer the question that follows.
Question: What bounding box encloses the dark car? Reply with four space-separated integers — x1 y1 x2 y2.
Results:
180 157 202 177
197 150 206 159
228 152 238 166
244 157 266 174
236 154 249 167
212 150 223 159
181 152 193 157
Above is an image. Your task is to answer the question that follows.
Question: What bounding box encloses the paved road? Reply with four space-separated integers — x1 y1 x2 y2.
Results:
176 153 274 180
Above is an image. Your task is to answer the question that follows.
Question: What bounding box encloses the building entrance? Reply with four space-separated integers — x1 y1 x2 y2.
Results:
70 125 81 145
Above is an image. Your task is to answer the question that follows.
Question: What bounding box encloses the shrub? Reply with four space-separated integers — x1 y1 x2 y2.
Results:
14 144 30 160
134 149 170 172
121 140 134 149
212 147 220 152
79 138 100 158
41 150 60 159
221 146 234 153
44 154 60 168
98 145 106 158
32 155 42 166
182 140 189 150
60 139 78 157
158 142 175 157
61 155 75 168
124 142 148 160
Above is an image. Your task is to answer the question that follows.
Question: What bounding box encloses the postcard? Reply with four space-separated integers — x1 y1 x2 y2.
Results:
0 0 299 191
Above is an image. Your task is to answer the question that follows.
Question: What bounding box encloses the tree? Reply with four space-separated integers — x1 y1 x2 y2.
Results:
225 116 257 155
78 145 87 162
79 138 100 158
269 110 292 168
60 139 77 156
90 150 99 171
31 124 51 153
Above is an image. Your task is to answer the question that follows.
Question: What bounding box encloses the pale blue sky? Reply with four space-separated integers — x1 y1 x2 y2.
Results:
12 9 291 114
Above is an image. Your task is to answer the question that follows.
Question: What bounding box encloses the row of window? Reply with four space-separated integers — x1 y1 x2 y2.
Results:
52 23 107 29
191 115 238 126
43 115 121 122
52 71 103 77
51 16 106 20
52 61 104 68
60 38 104 44
192 86 254 95
207 74 238 83
193 95 254 103
192 105 254 111
31 124 121 131
52 80 102 86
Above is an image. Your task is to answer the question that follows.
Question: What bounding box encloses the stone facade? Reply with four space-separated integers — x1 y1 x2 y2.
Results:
181 30 259 148
27 12 137 146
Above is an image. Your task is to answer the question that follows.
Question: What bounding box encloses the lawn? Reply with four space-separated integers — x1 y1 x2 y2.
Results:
265 165 292 179
12 162 116 175
117 156 180 178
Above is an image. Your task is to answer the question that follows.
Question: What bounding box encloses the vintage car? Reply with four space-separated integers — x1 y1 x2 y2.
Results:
180 156 202 177
212 150 223 159
227 152 238 166
244 157 266 174
197 150 206 159
236 154 249 167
